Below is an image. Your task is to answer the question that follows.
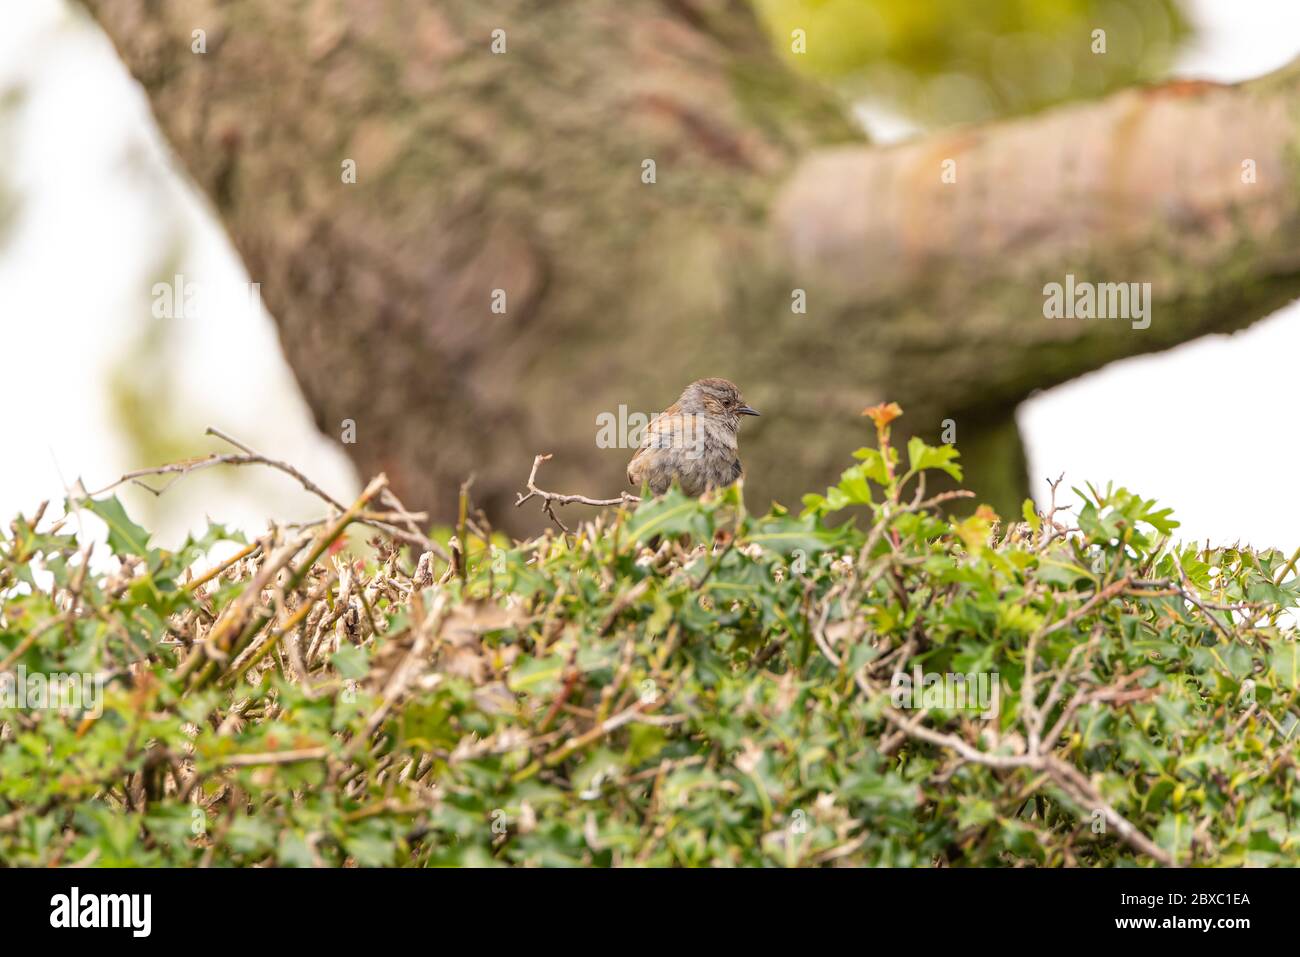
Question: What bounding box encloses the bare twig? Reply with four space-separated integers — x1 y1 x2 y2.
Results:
1171 553 1237 643
84 426 447 560
215 747 331 768
854 652 1172 865
515 453 638 532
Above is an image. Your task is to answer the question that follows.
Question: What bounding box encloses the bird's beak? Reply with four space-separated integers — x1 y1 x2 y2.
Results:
738 405 760 417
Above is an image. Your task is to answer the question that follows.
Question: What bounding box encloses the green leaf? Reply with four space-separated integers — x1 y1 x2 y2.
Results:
1271 643 1300 690
344 831 396 867
277 830 316 867
507 654 565 697
744 513 847 557
621 486 710 542
849 447 890 484
331 644 370 680
83 495 152 558
906 437 962 481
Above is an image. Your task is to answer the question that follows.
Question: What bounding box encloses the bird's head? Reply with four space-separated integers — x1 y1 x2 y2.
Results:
678 378 759 425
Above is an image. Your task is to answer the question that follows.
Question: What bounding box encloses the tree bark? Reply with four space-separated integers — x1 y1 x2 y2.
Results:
80 0 1300 533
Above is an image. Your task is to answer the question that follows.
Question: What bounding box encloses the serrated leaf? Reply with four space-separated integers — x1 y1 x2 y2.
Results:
744 513 846 557
621 487 710 543
906 436 962 481
84 495 152 558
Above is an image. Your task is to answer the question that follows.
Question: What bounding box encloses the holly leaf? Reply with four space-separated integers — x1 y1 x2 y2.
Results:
84 495 153 559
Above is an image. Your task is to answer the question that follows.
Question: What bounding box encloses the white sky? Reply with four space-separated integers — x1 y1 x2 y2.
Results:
0 0 1298 549
0 0 359 547
1020 0 1300 549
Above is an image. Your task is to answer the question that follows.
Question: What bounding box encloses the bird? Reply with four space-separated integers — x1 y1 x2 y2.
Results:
627 378 759 497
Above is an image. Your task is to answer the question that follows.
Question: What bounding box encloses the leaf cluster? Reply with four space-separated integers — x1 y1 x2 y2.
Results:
1 417 1297 866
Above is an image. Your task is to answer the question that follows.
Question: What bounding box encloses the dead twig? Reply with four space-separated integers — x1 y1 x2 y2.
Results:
84 426 447 561
515 453 638 532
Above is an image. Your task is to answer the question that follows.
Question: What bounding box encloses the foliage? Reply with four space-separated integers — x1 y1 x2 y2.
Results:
1 409 1298 867
754 0 1191 125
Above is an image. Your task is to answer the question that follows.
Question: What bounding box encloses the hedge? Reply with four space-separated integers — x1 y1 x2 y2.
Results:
1 404 1298 866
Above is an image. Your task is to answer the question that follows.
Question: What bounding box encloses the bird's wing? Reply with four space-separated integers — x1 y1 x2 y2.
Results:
627 410 697 487
626 446 646 487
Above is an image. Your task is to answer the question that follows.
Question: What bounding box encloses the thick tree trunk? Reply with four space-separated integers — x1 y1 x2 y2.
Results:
81 0 1300 533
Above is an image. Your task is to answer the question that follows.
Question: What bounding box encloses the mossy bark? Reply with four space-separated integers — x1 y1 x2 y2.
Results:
81 0 1300 531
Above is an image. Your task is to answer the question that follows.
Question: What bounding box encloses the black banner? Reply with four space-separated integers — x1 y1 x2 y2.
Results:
0 866 1272 944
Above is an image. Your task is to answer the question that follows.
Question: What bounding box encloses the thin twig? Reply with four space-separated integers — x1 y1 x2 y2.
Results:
515 453 638 531
84 426 447 560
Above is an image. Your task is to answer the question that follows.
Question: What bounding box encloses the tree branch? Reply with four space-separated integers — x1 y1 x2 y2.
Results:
774 58 1300 414
515 454 639 532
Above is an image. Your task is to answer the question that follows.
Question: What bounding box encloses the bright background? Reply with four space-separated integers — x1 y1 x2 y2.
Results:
0 0 1297 548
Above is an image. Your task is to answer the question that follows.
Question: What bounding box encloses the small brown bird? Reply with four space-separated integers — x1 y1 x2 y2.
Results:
627 378 759 496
